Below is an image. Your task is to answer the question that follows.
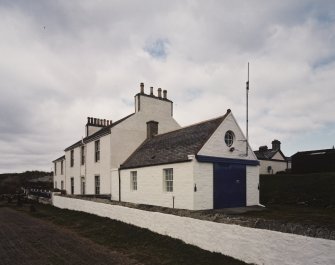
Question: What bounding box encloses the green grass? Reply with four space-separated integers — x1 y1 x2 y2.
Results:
260 172 335 207
15 203 247 265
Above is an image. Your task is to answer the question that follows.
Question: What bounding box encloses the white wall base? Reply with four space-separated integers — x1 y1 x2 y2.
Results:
53 195 335 265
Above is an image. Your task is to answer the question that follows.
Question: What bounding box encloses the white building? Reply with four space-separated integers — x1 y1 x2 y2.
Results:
254 140 290 174
53 83 260 209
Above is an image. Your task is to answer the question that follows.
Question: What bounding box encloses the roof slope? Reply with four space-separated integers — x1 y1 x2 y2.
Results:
254 148 286 160
65 113 134 151
120 113 228 169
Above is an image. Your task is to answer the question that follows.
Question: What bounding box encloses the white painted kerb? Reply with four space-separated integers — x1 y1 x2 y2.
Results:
53 196 335 265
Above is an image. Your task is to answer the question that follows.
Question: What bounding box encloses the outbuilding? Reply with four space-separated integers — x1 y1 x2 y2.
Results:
112 109 260 210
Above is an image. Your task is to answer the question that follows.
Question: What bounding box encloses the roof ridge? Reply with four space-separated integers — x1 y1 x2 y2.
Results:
151 112 229 139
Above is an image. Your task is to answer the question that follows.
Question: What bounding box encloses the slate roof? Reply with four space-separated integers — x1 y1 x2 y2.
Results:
120 112 229 169
254 148 286 161
52 155 65 163
64 113 134 151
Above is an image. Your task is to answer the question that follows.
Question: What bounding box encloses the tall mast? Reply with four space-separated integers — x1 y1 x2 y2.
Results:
246 63 249 156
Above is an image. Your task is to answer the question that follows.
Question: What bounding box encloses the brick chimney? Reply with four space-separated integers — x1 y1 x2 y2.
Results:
259 145 268 152
146 121 158 139
163 90 167 99
157 88 162 98
272 140 281 151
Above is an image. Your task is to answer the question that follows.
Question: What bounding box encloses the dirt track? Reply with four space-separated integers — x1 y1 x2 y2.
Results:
0 207 141 265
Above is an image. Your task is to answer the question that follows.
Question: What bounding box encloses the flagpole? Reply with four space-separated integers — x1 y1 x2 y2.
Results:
246 62 249 156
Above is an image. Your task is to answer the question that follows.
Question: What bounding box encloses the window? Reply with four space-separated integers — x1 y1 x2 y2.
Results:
54 181 57 189
54 163 57 175
164 168 173 192
224 130 235 147
61 160 64 174
81 146 85 165
70 150 74 167
61 180 64 190
95 175 100 195
130 171 137 191
81 177 85 195
95 140 100 162
70 177 74 195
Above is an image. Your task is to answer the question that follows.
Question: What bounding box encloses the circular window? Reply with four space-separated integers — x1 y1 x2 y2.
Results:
224 130 235 147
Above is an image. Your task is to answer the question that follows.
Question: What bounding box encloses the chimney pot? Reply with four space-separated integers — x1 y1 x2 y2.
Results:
140 82 144 94
87 117 90 124
147 121 159 139
103 119 106 126
94 118 97 125
163 90 167 99
150 87 154 96
158 88 162 98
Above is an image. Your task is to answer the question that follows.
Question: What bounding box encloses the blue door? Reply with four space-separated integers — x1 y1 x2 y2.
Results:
214 163 246 208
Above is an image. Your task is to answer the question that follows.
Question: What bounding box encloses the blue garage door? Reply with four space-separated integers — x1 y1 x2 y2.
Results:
214 163 246 208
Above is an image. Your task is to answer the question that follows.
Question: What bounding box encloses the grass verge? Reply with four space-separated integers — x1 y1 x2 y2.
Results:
11 203 248 265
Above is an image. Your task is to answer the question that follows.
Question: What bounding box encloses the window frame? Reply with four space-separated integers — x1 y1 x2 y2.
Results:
61 180 64 190
163 168 173 192
54 163 57 175
70 150 74 167
95 140 100 162
95 175 100 195
130 171 137 191
61 160 63 174
81 146 85 165
224 130 235 147
70 177 74 195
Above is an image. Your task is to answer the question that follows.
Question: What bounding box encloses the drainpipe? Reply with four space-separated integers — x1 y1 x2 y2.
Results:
118 168 121 202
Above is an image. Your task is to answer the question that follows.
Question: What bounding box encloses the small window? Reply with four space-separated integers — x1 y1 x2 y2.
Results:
95 140 100 162
61 160 64 174
61 180 64 190
164 168 173 192
95 175 100 195
130 171 137 191
70 150 74 167
81 146 85 165
70 177 74 195
224 130 235 147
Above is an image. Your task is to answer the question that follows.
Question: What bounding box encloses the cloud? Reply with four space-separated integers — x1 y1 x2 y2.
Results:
0 0 335 172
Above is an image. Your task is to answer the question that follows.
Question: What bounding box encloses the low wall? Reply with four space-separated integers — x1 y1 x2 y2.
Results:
53 195 335 265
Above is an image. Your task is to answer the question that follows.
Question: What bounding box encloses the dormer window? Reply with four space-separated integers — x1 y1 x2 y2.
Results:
224 130 235 147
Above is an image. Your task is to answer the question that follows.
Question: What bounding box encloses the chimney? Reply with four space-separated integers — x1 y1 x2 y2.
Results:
94 118 97 125
140 82 144 94
104 119 106 126
87 117 90 124
146 121 158 139
272 140 281 151
163 90 167 99
157 88 162 98
150 87 154 96
259 146 268 152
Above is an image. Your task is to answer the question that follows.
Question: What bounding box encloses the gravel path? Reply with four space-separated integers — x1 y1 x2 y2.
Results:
0 207 141 265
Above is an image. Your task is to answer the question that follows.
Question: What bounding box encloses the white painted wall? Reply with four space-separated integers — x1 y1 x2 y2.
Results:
53 196 335 265
115 162 194 209
110 95 180 169
259 160 288 174
246 165 260 206
193 159 213 210
62 92 180 196
53 159 65 190
85 135 111 195
198 112 257 161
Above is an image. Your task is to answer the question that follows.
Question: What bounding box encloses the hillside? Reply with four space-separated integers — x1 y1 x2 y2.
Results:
0 171 53 194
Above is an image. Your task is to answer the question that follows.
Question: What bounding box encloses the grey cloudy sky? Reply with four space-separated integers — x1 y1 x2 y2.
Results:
1 0 335 173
